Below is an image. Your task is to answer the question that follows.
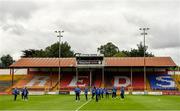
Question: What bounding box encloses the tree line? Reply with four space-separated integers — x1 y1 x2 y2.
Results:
21 42 74 58
97 42 154 57
0 41 154 68
21 41 154 58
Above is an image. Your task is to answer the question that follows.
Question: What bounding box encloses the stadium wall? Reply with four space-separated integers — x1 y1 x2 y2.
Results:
0 69 27 75
168 71 180 75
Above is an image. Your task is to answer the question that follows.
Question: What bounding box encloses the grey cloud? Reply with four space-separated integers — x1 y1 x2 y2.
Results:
123 12 180 50
149 24 180 49
123 13 149 27
1 24 25 36
0 1 38 21
62 22 114 35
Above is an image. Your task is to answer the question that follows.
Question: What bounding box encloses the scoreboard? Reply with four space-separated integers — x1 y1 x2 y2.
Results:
76 54 104 68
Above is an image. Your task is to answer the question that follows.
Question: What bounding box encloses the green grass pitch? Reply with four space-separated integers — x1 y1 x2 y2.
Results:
0 95 180 111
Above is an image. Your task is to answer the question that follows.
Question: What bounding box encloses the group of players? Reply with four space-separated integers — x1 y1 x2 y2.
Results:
74 86 125 102
12 86 124 102
12 87 29 101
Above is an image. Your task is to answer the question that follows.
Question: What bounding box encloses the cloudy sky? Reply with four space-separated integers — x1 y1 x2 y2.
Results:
0 0 180 65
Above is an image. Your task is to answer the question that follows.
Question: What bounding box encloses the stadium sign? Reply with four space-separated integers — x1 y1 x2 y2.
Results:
148 92 162 95
76 53 104 68
75 53 104 57
132 92 145 95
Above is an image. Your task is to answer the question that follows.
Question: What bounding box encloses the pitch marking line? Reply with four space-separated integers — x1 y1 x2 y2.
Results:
75 99 92 111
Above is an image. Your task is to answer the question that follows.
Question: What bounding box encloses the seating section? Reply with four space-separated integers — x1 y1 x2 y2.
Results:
172 75 180 90
92 74 101 87
13 72 90 91
50 74 59 88
4 72 178 92
60 73 89 90
0 75 25 92
60 73 73 89
132 74 144 90
105 73 144 90
13 72 58 90
109 75 130 89
77 75 89 87
13 74 33 88
0 81 12 92
26 76 50 87
148 74 177 90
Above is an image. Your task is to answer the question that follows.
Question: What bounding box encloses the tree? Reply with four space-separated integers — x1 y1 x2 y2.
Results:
33 49 47 57
129 42 154 57
113 51 128 57
21 41 74 58
22 49 40 57
97 42 154 57
0 60 2 67
0 54 14 68
97 42 119 57
45 42 74 57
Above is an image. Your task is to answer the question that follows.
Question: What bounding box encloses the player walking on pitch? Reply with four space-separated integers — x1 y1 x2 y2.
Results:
120 86 125 100
84 87 88 101
74 86 81 102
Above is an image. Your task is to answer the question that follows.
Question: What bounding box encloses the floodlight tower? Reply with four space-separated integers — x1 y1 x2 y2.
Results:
55 29 64 93
139 27 150 91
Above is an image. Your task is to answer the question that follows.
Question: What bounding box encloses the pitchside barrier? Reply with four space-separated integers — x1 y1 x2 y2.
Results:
2 91 180 95
148 92 162 95
47 91 59 95
0 92 10 95
68 91 180 96
162 91 180 95
28 91 45 95
69 91 160 95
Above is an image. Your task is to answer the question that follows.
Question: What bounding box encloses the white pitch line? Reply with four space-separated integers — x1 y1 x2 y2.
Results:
75 99 91 111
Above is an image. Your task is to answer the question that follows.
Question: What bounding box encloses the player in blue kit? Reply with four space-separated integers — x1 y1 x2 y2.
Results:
100 88 103 98
84 87 88 101
23 87 29 101
95 88 99 102
74 86 81 102
12 87 19 101
104 88 109 98
91 86 96 99
112 86 117 98
98 88 101 100
120 86 125 100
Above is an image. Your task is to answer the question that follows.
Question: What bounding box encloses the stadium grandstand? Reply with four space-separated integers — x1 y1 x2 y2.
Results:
6 54 179 95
